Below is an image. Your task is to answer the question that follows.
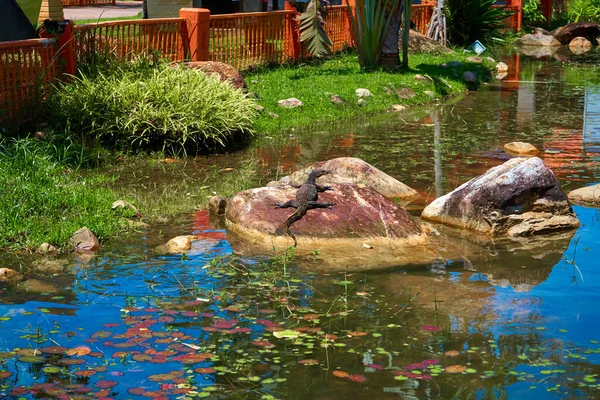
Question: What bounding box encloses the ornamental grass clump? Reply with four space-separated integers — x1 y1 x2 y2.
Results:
50 64 257 154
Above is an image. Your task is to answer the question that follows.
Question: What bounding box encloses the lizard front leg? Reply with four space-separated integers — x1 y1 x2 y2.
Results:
274 200 299 209
306 201 336 208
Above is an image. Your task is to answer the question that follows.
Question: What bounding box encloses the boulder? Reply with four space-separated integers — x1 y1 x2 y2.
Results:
551 22 600 44
71 227 100 252
278 98 303 108
503 141 539 156
495 62 508 73
421 157 579 237
0 268 22 283
164 235 197 254
569 36 593 50
225 183 428 251
180 61 247 90
568 184 600 205
517 33 561 47
355 88 373 98
268 157 417 199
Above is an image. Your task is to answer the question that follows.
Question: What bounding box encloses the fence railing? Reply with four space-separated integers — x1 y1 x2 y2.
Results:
494 4 522 31
325 5 352 52
62 0 115 6
208 10 295 70
0 38 60 121
73 18 189 64
412 2 435 35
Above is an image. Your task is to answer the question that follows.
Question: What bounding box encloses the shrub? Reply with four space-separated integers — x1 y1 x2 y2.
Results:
567 0 600 23
523 0 546 27
49 63 257 154
445 0 514 46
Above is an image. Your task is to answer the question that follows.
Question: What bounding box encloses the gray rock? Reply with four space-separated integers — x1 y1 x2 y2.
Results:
421 157 580 237
268 112 279 119
390 104 408 111
463 71 477 83
32 259 68 274
517 33 561 47
424 90 435 98
112 200 140 218
209 195 228 216
38 243 59 255
495 62 508 73
0 268 22 283
278 98 303 108
569 36 592 50
486 57 496 63
439 62 449 68
357 98 368 106
329 95 347 105
255 104 265 112
568 184 600 205
414 74 427 81
466 56 483 63
71 227 100 252
396 88 416 99
355 88 373 98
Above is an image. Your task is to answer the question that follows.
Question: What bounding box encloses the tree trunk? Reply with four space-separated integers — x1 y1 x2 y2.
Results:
401 0 410 68
379 0 402 71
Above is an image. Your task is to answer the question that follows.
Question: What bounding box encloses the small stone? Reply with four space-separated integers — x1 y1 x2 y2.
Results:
424 90 435 98
20 279 57 293
390 104 407 112
504 142 539 156
414 74 427 81
568 184 600 205
355 88 373 98
268 112 279 119
209 195 228 216
126 219 150 229
0 268 22 283
247 91 260 99
32 259 68 274
383 86 395 95
439 62 449 68
396 88 415 99
329 95 347 105
569 36 592 50
466 56 483 63
38 243 59 255
463 71 477 83
111 200 140 218
486 57 496 63
357 98 368 106
165 235 197 254
71 227 100 252
447 60 462 67
495 62 508 73
278 98 303 108
255 105 265 112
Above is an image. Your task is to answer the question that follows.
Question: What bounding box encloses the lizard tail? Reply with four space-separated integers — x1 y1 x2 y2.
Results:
285 224 298 247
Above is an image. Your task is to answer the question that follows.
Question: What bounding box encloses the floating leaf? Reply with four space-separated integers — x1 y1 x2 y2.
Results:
40 346 67 355
17 356 44 363
298 359 319 365
273 330 300 339
0 371 12 379
445 365 467 374
348 374 366 382
42 366 61 374
421 325 441 332
95 380 118 389
195 367 217 374
333 370 349 378
67 346 91 357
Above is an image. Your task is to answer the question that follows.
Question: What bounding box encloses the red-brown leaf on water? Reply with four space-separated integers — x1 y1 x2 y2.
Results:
422 359 440 365
181 311 198 317
94 388 111 398
67 346 91 357
333 370 349 379
95 380 118 389
39 346 67 355
347 374 366 382
132 354 153 362
128 387 147 396
0 371 12 379
92 331 112 339
172 353 213 364
421 325 441 332
194 367 217 374
252 341 274 348
75 370 96 377
324 333 338 341
365 364 383 370
303 313 319 321
158 316 174 323
103 323 121 328
59 358 85 366
347 331 368 337
298 359 319 365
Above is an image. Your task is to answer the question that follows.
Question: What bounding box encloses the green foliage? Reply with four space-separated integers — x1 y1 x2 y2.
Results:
445 0 514 46
49 62 257 155
297 0 333 58
348 0 401 69
0 137 127 250
567 0 600 23
523 0 545 26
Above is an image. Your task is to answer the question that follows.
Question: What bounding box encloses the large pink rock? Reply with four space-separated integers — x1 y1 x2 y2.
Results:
225 184 430 264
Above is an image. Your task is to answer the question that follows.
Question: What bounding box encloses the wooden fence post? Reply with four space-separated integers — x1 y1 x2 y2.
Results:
39 20 77 76
179 8 210 62
284 1 301 59
344 0 356 46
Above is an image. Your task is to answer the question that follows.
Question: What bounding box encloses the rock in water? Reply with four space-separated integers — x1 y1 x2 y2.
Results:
504 142 539 156
421 157 579 237
517 33 561 47
0 268 22 283
268 157 417 199
568 184 600 205
166 236 197 254
71 227 100 252
225 184 428 252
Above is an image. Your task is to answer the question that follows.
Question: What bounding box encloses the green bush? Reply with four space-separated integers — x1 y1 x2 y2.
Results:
523 0 545 27
567 0 600 23
0 137 129 250
445 0 514 46
50 63 257 154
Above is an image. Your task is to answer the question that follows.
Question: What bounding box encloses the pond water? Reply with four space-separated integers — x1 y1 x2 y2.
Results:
1 47 600 399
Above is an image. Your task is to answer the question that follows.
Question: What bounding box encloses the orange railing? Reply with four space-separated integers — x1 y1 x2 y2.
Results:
412 2 435 35
325 5 352 52
73 18 189 64
494 4 522 31
0 38 60 121
208 10 295 70
62 0 115 6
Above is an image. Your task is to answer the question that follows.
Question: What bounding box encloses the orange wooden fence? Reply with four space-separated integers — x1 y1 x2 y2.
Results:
0 38 60 121
62 0 115 6
495 4 522 31
73 18 189 64
325 5 352 52
208 10 295 70
412 2 435 35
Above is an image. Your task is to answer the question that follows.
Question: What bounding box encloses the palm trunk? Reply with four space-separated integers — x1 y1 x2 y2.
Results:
379 0 402 71
401 0 410 68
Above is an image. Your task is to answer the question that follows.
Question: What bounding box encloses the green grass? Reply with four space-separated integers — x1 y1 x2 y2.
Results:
245 52 493 135
49 61 257 155
0 138 134 251
74 13 142 25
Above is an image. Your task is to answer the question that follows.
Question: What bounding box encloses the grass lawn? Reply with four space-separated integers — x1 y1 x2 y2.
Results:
74 13 142 25
246 52 493 135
